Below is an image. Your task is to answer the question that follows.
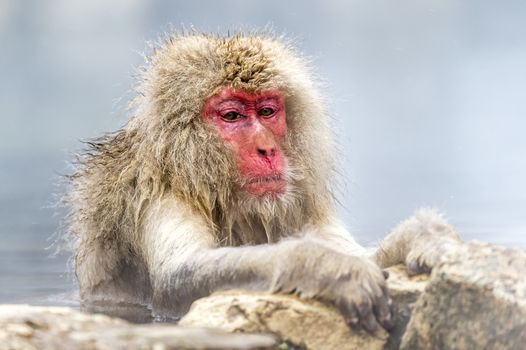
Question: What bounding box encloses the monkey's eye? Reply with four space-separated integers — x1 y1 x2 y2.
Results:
258 107 275 117
221 111 242 122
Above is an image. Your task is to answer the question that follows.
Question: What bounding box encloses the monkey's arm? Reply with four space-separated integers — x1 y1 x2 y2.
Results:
373 209 462 274
306 210 462 275
143 199 392 331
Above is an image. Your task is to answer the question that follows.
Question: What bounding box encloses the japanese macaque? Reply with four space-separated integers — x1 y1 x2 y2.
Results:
67 33 461 332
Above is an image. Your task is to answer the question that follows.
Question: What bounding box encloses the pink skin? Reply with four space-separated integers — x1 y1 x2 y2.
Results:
202 87 287 197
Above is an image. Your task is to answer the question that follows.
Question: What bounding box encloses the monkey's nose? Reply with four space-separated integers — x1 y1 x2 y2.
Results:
257 147 276 158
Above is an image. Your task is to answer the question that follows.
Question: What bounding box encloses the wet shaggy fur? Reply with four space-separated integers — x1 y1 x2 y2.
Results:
67 33 335 300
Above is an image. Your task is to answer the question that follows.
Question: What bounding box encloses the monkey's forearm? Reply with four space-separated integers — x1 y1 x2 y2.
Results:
151 235 391 328
151 240 295 316
176 245 278 292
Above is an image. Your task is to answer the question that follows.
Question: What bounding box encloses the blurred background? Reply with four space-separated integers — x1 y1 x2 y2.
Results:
1 0 525 305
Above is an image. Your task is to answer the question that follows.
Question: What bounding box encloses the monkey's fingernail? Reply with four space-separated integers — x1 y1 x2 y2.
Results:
381 311 391 322
407 261 419 275
387 297 393 306
346 316 359 325
382 270 389 279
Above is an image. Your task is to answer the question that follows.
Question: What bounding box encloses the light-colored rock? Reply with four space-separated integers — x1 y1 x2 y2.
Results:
180 265 427 350
181 290 387 350
401 241 526 350
0 304 276 350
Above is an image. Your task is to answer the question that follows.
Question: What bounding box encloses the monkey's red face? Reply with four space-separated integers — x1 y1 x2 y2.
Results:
203 87 287 197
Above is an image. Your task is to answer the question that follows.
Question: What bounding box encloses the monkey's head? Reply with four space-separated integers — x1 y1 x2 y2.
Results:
133 33 335 229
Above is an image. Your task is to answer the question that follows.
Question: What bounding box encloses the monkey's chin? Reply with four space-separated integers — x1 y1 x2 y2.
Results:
244 179 287 198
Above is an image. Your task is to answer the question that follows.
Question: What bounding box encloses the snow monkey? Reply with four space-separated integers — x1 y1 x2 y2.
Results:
67 33 461 332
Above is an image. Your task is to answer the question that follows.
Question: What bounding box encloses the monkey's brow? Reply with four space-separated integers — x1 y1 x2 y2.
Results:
256 98 280 106
217 100 245 108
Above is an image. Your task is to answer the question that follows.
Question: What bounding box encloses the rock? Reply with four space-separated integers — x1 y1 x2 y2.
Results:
180 266 427 350
0 304 276 350
4 241 525 350
181 290 387 350
384 265 428 349
400 241 526 350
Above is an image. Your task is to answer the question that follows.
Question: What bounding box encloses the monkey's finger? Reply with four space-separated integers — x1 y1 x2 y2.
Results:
357 298 380 333
373 294 394 331
406 260 431 276
339 299 360 328
382 270 390 279
361 309 380 334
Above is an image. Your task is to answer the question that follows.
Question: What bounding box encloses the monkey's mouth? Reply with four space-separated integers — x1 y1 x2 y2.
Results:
247 175 283 185
245 175 286 197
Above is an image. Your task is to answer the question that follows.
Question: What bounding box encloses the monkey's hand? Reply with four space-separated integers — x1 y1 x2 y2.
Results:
272 239 393 333
375 208 462 275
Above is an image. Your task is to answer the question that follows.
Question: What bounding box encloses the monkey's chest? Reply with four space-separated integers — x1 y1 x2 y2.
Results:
228 219 282 246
